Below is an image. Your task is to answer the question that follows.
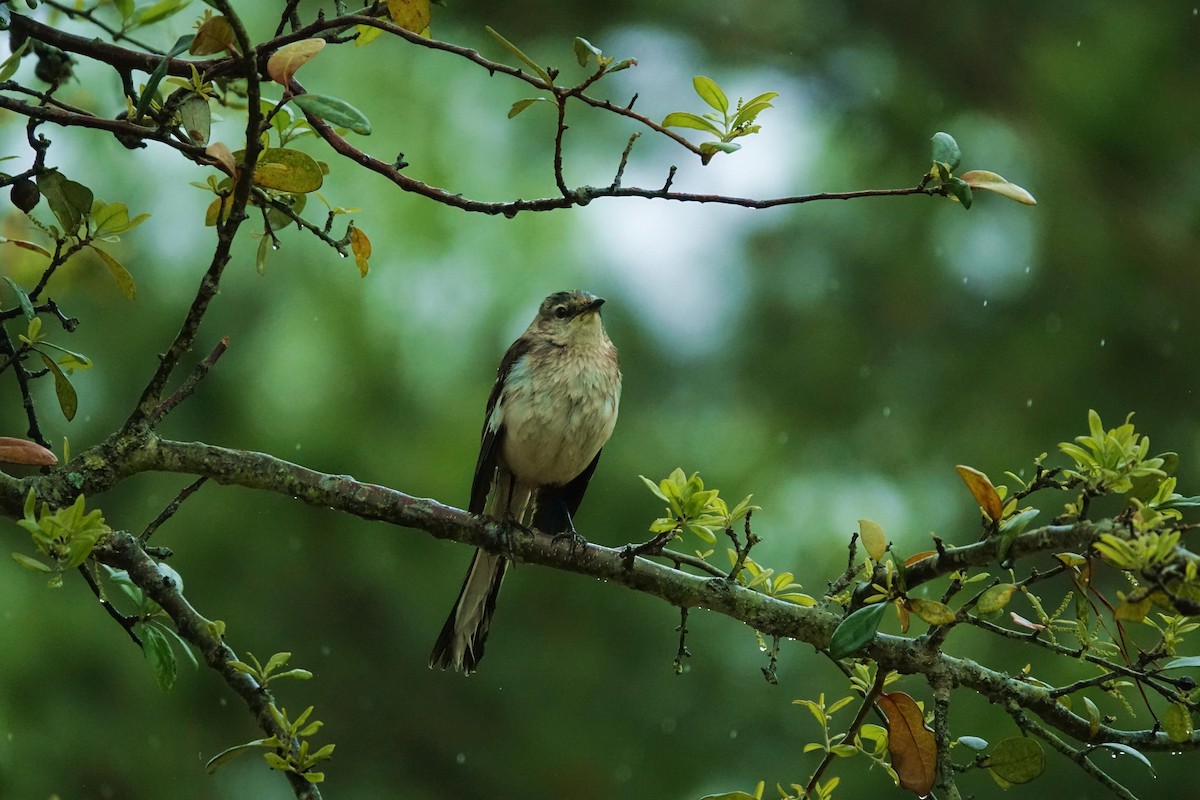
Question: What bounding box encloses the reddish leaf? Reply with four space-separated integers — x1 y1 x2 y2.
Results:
267 39 325 86
1009 611 1045 632
878 691 937 796
904 550 939 568
0 436 58 466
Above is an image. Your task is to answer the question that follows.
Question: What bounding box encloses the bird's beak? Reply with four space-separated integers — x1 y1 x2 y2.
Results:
583 297 605 315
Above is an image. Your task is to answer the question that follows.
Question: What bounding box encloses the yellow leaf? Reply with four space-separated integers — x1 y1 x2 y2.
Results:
960 170 1037 205
266 38 326 86
976 583 1017 614
348 225 371 277
354 25 385 47
908 598 956 626
89 245 136 300
386 0 431 33
205 195 234 227
878 692 937 797
956 465 1003 521
858 518 887 561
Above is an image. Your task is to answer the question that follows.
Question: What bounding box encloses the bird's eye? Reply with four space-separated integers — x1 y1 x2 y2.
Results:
553 305 569 319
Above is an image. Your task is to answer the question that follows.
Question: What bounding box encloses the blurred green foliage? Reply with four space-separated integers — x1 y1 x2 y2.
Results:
2 2 1199 799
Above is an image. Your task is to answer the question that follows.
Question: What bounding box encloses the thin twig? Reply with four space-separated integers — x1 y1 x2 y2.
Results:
140 477 208 543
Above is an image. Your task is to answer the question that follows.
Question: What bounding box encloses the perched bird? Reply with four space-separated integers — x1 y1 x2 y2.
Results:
429 290 622 674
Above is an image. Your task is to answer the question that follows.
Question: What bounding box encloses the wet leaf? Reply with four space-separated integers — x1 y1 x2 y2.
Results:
878 691 937 796
11 552 52 573
958 735 989 751
137 623 177 691
206 142 237 176
961 170 1037 205
0 436 58 466
985 737 1044 784
291 93 372 135
1161 656 1200 671
135 34 193 121
573 37 602 68
1090 742 1155 776
956 465 1002 520
267 39 326 86
828 602 886 659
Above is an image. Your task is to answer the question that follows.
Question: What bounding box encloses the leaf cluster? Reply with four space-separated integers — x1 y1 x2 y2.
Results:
662 77 778 162
11 490 109 586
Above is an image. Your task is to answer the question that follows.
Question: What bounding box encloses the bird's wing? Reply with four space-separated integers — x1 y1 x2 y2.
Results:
468 336 529 515
531 448 603 534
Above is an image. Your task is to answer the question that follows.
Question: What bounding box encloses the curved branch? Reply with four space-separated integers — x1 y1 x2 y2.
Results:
3 433 1195 757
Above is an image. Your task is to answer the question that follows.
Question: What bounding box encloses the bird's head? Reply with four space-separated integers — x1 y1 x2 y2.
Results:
531 290 609 345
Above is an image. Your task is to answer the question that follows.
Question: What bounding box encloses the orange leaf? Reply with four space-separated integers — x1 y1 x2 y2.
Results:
904 550 939 568
267 38 326 86
0 436 58 466
955 464 1002 521
878 691 937 796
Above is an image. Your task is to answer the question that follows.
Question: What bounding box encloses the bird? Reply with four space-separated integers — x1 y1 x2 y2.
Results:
429 290 622 674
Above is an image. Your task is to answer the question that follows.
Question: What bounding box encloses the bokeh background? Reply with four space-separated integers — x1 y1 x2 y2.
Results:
2 1 1199 798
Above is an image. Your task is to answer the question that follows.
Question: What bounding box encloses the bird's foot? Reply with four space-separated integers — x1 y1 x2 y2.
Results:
498 513 534 553
552 527 588 555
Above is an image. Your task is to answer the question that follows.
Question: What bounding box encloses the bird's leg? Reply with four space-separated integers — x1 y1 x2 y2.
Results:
550 505 588 554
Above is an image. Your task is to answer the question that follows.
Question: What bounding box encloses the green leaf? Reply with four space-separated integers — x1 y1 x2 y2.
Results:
1089 743 1155 776
608 57 637 73
0 38 29 82
827 602 887 660
1161 655 1200 670
138 623 178 692
291 93 372 135
37 171 93 234
573 37 602 68
256 234 270 276
930 131 961 171
11 552 52 573
136 34 193 122
507 97 550 119
946 176 973 209
133 0 191 28
699 141 741 159
1164 702 1194 743
38 352 78 421
177 92 212 145
693 75 728 114
252 148 324 193
984 737 1045 784
2 276 35 319
89 245 137 300
90 200 150 239
661 112 723 136
205 738 275 773
485 26 551 84
976 583 1017 615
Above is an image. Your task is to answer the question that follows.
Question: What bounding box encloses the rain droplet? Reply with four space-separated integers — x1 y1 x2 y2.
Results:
1100 338 1106 347
729 729 738 739
1026 399 1033 408
982 299 989 307
1077 40 1083 47
883 407 892 418
456 753 467 765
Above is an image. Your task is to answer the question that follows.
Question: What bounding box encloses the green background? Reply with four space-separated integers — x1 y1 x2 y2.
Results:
2 1 1199 798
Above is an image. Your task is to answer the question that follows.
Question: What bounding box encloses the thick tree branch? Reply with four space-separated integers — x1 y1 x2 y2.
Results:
2 433 1195 756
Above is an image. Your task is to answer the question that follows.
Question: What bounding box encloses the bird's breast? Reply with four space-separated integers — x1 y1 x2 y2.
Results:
497 346 621 486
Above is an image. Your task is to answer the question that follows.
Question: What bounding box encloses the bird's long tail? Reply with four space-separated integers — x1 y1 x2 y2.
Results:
428 550 509 674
